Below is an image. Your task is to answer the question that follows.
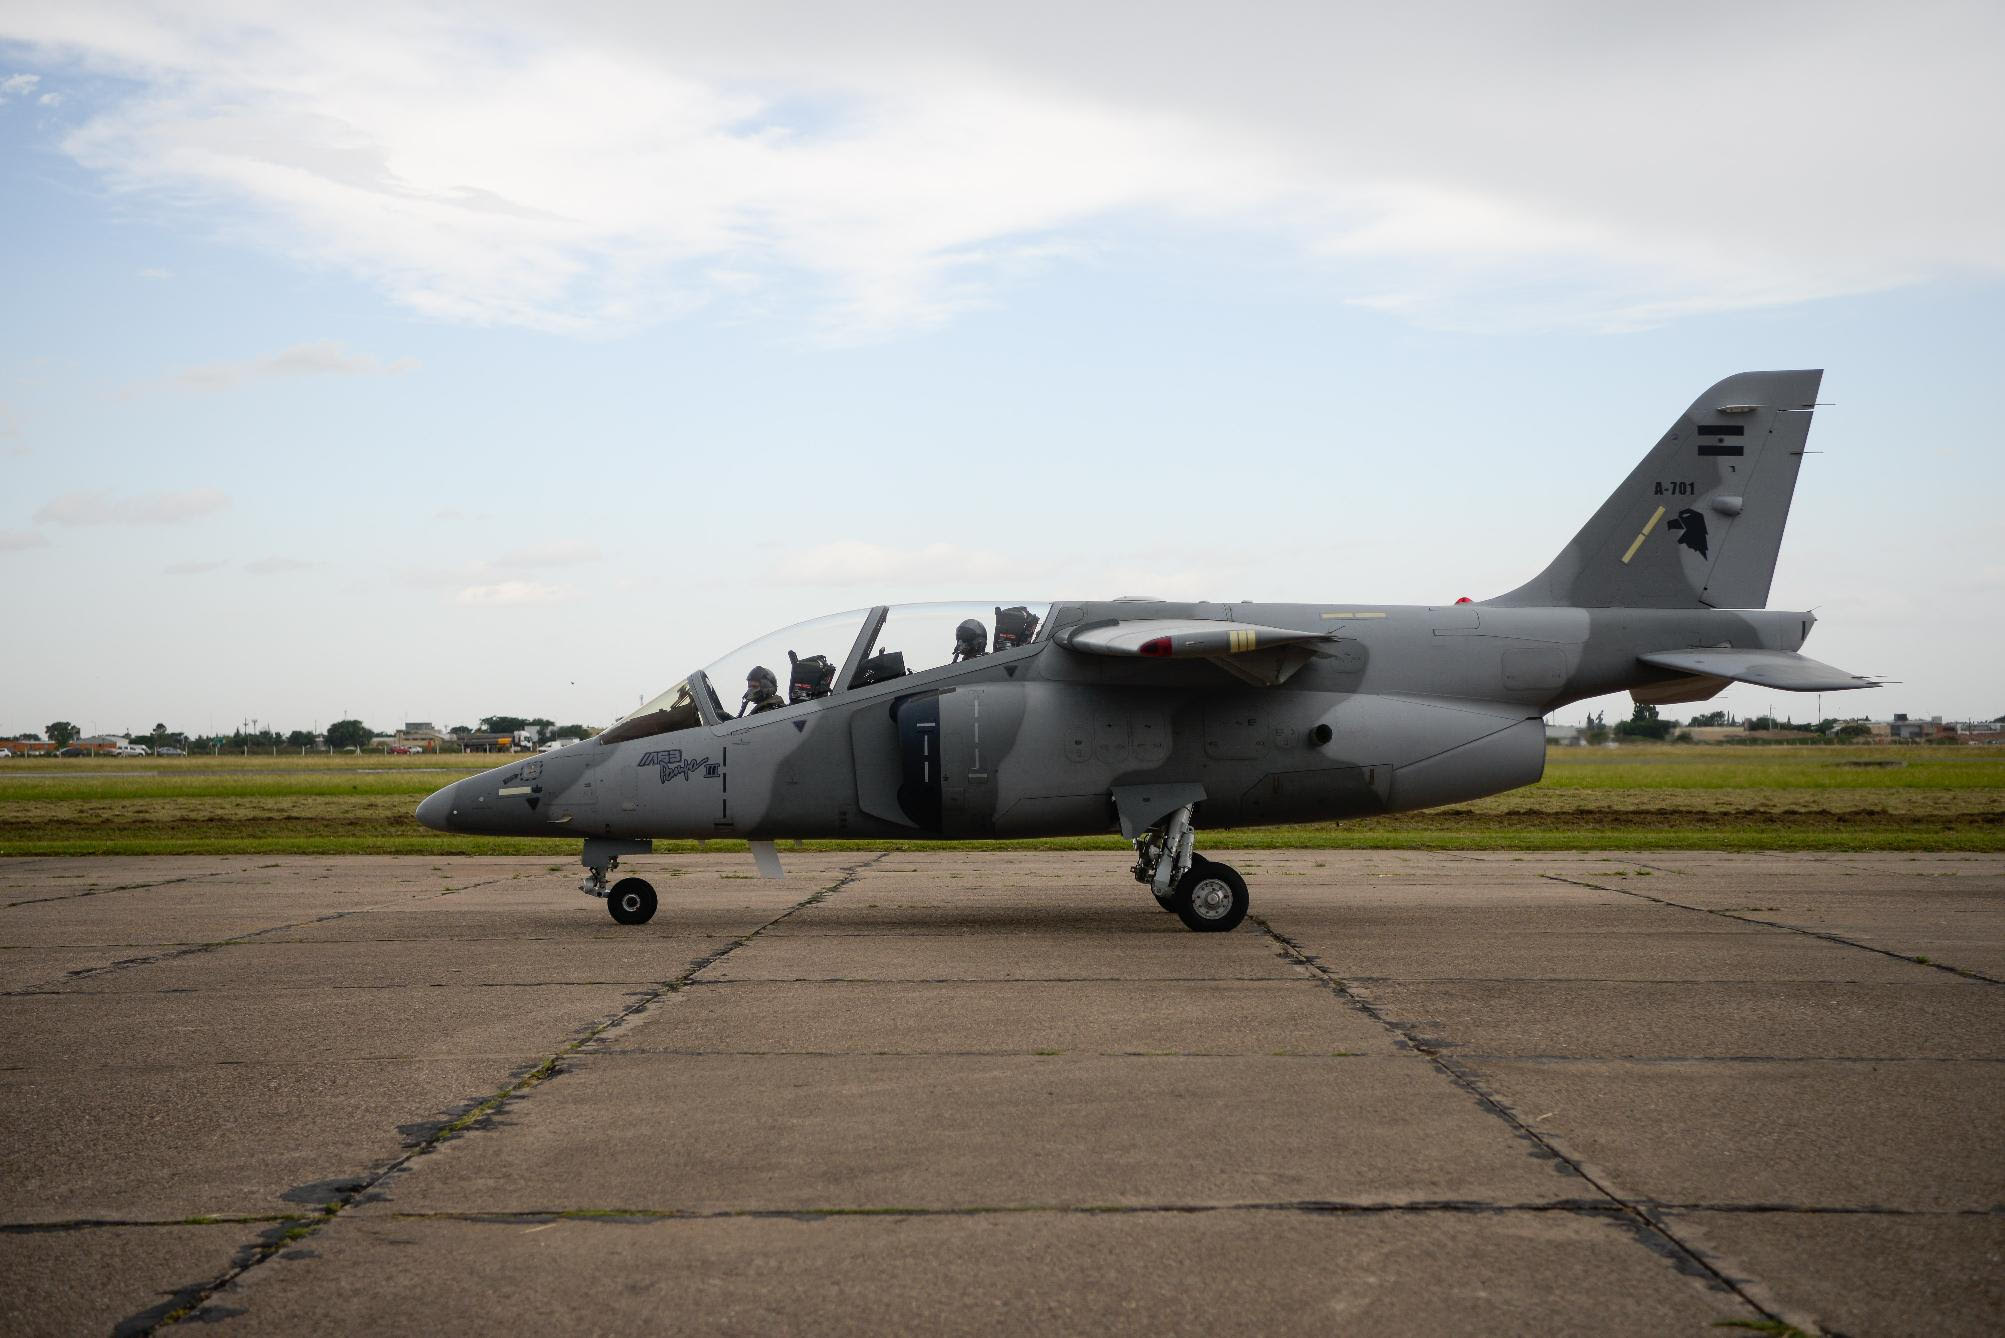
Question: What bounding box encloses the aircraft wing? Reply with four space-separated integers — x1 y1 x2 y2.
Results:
1636 649 1879 692
1057 619 1334 686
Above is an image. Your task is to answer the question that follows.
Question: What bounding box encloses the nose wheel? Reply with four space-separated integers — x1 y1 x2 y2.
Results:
580 838 658 925
608 877 657 925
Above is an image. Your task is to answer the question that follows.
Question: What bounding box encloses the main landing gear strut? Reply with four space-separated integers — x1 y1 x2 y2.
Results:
581 838 657 925
1131 804 1248 933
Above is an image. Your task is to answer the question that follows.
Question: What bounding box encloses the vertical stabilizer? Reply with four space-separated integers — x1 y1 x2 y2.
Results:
1487 370 1823 609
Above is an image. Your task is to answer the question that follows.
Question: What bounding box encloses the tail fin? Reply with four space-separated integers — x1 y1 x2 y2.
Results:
1488 370 1823 609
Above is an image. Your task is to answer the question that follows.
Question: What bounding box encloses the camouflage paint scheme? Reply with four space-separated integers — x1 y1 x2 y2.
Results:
417 371 1874 919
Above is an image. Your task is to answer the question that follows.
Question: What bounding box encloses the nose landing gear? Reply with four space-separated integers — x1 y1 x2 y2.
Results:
1132 805 1248 932
608 877 657 925
581 838 658 925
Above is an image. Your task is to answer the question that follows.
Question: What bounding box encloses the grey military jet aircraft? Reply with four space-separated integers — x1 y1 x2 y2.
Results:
418 370 1875 932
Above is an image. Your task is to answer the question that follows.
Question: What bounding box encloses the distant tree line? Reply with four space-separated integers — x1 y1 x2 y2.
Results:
1577 705 1876 745
14 715 601 754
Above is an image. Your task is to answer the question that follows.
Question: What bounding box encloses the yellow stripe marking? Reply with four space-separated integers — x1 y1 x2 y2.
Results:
1320 611 1389 620
1620 506 1666 564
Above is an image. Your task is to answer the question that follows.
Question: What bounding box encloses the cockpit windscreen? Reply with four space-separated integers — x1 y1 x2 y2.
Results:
703 608 872 717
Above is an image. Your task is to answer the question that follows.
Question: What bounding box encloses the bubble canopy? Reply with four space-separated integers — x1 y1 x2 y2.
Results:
601 602 1052 744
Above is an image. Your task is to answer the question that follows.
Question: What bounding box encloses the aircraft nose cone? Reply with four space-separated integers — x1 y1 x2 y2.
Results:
415 782 457 832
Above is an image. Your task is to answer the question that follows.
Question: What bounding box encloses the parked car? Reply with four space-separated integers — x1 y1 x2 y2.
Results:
156 746 186 756
113 744 150 757
0 747 12 758
537 739 568 753
57 747 84 757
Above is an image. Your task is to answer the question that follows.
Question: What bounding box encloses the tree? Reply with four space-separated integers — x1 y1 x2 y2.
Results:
1582 710 1609 745
449 725 472 737
1687 710 1730 728
285 730 317 749
1836 722 1872 740
46 721 79 747
1615 703 1672 741
325 719 372 751
550 723 595 740
479 715 530 734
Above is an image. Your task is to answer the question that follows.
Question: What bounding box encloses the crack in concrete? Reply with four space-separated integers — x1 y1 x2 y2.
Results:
579 1048 1379 1059
18 1196 1991 1236
1251 914 1801 1334
675 975 1295 984
0 875 531 997
1539 872 2004 987
3 874 211 909
120 854 886 1335
365 1198 2004 1223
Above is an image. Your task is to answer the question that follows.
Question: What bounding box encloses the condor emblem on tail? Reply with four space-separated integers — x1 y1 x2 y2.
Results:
1666 507 1709 558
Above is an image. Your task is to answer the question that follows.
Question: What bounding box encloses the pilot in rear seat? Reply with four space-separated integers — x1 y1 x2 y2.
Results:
740 666 786 716
953 618 988 661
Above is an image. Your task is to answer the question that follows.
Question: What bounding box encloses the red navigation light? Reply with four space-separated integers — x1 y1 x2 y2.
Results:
1139 636 1173 657
1454 596 1472 604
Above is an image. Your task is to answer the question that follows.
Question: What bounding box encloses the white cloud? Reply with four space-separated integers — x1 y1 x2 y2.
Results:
149 340 416 393
162 558 227 574
455 580 570 606
137 266 171 279
494 539 602 568
35 487 229 525
6 3 2000 335
0 73 37 101
37 91 60 107
0 529 52 552
244 556 311 575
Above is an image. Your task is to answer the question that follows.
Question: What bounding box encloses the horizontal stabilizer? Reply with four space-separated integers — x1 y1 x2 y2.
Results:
1637 649 1878 692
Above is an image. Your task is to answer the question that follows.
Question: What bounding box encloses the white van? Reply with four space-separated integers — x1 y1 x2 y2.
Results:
113 744 150 757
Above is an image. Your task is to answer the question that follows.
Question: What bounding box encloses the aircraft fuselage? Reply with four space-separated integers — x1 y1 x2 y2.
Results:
419 599 1810 844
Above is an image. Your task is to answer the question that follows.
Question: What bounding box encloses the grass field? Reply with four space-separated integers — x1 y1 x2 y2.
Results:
0 746 1999 855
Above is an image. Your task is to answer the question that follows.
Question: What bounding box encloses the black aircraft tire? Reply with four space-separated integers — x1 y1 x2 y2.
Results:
1173 861 1247 933
608 877 657 925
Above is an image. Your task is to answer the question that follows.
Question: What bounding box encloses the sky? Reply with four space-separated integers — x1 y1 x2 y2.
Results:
2 1 2001 739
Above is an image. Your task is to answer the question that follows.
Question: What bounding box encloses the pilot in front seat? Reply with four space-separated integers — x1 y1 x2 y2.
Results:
953 618 988 661
740 666 786 716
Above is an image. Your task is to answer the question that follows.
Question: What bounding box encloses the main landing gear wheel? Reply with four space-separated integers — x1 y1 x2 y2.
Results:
1174 861 1247 933
608 877 657 925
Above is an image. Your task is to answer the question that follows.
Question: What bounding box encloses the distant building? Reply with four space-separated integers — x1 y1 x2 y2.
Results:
1545 723 1583 746
394 722 449 752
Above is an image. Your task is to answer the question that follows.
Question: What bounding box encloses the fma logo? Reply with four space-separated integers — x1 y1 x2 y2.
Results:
637 748 721 783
